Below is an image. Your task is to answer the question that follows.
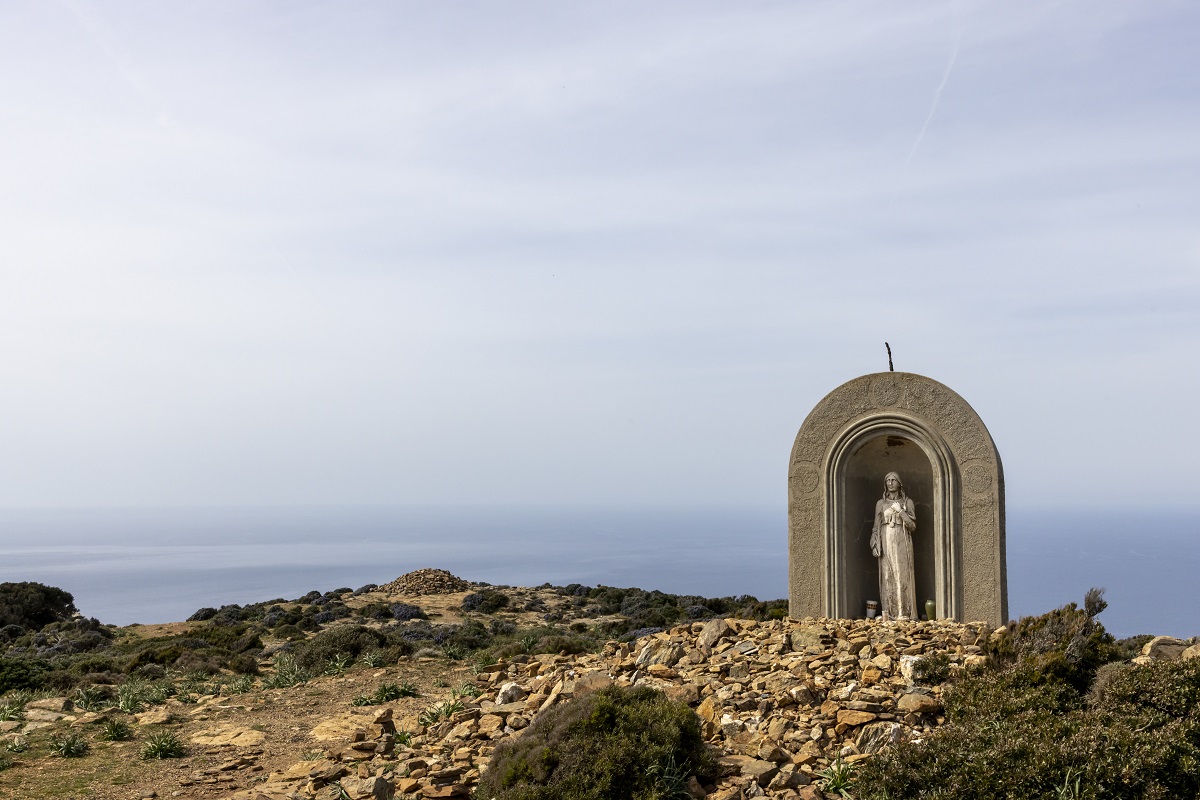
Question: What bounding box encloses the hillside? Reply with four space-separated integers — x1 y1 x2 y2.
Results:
1 571 1197 799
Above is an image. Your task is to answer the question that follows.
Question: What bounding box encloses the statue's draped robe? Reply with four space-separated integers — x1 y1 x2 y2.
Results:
873 496 917 619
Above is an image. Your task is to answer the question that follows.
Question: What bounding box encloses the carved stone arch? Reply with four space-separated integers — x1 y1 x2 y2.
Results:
788 372 1006 626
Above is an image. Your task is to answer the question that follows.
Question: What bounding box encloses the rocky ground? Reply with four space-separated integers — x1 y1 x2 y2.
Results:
2 571 1195 800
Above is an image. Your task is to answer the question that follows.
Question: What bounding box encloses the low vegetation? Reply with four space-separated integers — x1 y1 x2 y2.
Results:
476 684 716 800
6 577 1196 800
141 730 186 760
0 580 790 701
857 590 1200 799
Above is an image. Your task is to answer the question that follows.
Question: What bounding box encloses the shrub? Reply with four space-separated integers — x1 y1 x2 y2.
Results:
462 590 510 614
273 624 306 642
0 582 77 630
390 603 426 621
0 656 47 694
986 588 1119 692
356 603 393 620
292 626 387 672
856 591 1200 800
477 685 715 800
228 654 260 675
171 650 223 675
912 652 953 685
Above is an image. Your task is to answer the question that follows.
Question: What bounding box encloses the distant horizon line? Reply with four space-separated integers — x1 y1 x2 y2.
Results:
0 501 1189 513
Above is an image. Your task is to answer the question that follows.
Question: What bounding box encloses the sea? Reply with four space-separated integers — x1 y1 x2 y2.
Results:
0 505 1194 640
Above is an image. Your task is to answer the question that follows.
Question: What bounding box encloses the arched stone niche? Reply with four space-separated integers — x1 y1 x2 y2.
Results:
788 372 1007 627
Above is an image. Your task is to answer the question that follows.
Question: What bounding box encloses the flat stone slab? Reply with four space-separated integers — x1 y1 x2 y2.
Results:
190 725 266 748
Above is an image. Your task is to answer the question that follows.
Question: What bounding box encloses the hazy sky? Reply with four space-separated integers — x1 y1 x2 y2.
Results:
1 1 1196 510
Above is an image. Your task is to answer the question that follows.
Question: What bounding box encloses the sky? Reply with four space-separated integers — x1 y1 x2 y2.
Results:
1 0 1197 512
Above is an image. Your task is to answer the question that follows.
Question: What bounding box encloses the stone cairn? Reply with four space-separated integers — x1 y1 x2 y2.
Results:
377 570 474 597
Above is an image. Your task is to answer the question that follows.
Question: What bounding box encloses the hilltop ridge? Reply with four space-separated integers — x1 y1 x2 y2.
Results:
2 571 1197 799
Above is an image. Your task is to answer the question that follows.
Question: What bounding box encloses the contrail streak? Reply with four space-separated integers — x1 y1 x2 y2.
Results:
58 0 175 128
905 9 965 167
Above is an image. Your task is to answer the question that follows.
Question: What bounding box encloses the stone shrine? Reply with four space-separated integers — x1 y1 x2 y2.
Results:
788 372 1007 627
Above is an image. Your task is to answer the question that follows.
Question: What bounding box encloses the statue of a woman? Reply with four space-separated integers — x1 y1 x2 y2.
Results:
870 471 917 620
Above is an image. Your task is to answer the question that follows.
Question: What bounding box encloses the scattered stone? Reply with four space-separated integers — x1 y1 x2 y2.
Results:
190 725 266 748
1141 636 1189 661
135 708 175 726
897 692 941 715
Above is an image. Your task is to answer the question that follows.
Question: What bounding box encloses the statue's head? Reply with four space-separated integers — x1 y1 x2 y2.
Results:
884 472 903 498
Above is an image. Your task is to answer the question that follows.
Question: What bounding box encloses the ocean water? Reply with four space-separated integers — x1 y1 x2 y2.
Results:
0 505 1194 640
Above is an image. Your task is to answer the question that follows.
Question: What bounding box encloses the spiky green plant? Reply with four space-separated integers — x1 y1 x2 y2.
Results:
49 732 90 758
73 686 109 712
417 699 464 727
360 650 386 668
117 680 148 713
324 653 354 676
97 718 133 742
0 700 24 722
141 730 186 759
451 680 482 699
262 653 310 689
146 681 176 705
819 757 857 798
646 753 694 800
225 674 255 695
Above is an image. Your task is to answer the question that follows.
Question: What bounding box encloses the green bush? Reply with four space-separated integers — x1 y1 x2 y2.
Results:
857 591 1200 800
0 582 77 630
188 623 262 654
912 651 952 686
273 624 306 642
0 656 47 694
291 625 386 672
477 685 715 800
462 590 510 614
985 588 1119 692
356 602 393 620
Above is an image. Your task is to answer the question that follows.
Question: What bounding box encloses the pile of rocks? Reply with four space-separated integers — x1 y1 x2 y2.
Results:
377 570 474 597
238 616 997 800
